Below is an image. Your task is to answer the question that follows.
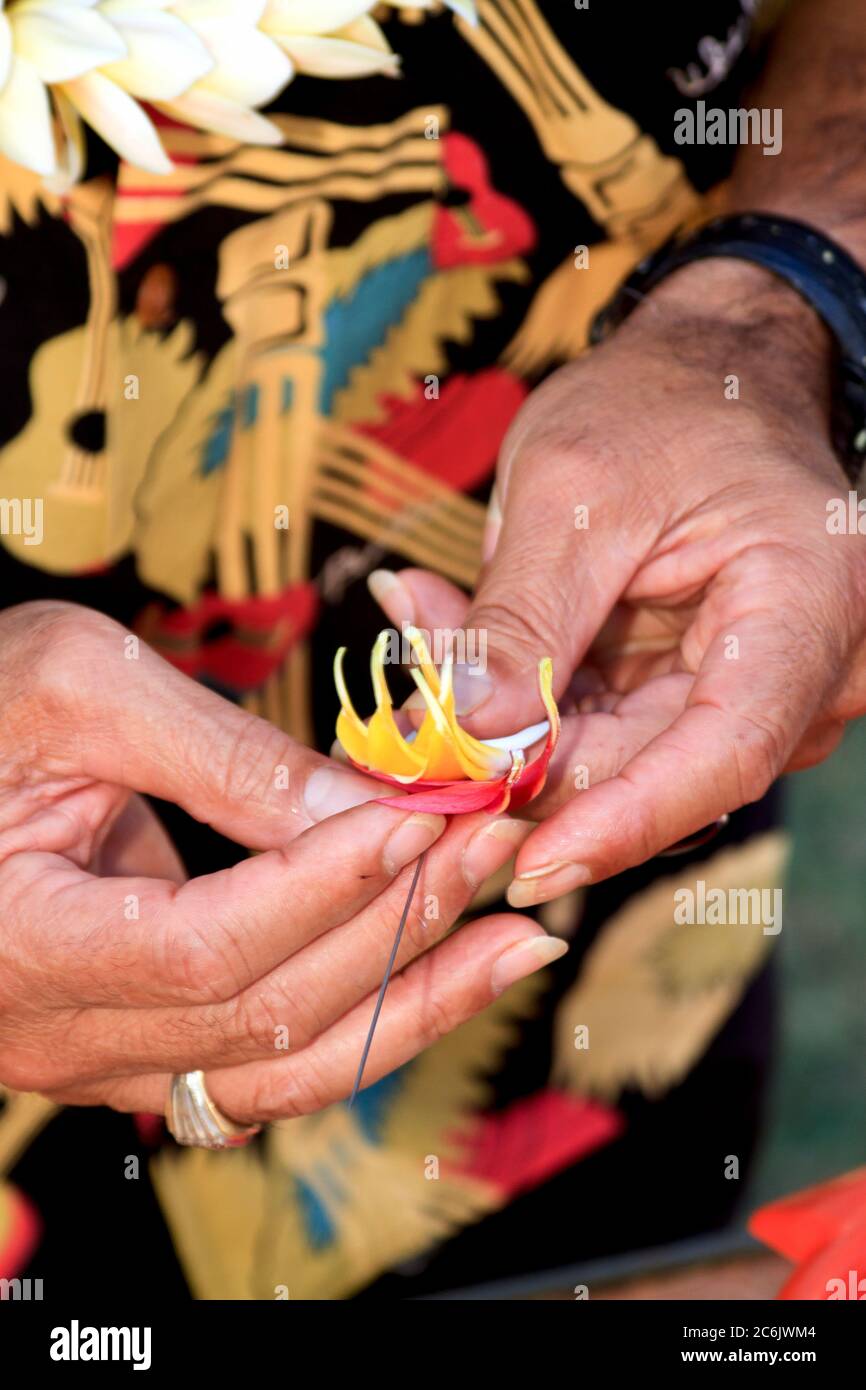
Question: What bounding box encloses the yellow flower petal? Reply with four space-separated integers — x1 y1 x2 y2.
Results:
403 625 441 698
333 629 526 787
335 707 371 769
537 655 560 743
366 632 426 780
334 645 372 766
405 662 468 781
436 650 509 776
404 627 505 779
334 645 367 735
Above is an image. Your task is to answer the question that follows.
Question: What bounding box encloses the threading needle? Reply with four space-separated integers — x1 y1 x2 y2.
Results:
348 850 427 1109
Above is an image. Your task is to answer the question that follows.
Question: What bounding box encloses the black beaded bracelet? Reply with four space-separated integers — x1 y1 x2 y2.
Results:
590 213 866 480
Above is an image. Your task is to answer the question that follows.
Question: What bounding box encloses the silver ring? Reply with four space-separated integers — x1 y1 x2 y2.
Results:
167 1071 262 1150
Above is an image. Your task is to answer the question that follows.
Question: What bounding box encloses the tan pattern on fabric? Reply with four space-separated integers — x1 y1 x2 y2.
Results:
0 1089 58 1177
454 0 705 372
0 1084 61 1273
0 316 202 574
552 833 790 1100
313 422 486 586
151 974 545 1300
131 205 497 603
334 253 529 424
459 0 698 240
0 156 61 233
154 1129 495 1301
0 8 776 1299
113 107 449 232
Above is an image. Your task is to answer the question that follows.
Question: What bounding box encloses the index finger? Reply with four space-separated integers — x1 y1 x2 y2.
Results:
24 602 382 851
9 800 447 1010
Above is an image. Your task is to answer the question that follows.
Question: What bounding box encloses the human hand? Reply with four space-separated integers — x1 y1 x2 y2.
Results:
0 601 563 1120
367 260 866 904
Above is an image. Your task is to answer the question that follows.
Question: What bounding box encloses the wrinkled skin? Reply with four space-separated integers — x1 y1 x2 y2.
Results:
0 601 563 1120
370 262 866 907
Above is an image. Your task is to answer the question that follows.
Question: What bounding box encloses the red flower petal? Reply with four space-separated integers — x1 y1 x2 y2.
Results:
508 742 554 809
345 756 460 791
375 779 506 813
507 697 560 809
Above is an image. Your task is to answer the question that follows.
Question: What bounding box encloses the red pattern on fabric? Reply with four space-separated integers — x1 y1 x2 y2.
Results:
359 370 526 494
750 1165 866 1263
137 584 319 691
777 1225 866 1300
358 134 533 492
134 1114 165 1148
445 1091 624 1200
434 131 536 269
111 110 201 270
750 1166 866 1299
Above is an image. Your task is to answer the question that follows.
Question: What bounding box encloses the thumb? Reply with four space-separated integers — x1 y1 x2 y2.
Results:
24 602 383 850
450 450 642 735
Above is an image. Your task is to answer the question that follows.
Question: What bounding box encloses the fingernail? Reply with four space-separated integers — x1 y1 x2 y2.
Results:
491 934 569 996
452 663 493 716
462 817 531 890
303 767 382 823
506 861 592 908
368 569 415 624
383 812 446 875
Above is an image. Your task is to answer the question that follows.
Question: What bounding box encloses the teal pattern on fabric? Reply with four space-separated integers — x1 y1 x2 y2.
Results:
319 249 431 413
200 384 260 474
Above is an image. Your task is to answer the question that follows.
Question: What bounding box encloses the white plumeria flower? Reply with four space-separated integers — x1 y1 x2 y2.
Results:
0 0 127 176
63 1 220 175
262 2 398 80
158 1 292 148
0 0 476 183
260 2 477 81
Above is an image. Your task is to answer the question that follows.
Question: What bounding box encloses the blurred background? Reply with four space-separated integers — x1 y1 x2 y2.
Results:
751 720 866 1201
440 727 866 1300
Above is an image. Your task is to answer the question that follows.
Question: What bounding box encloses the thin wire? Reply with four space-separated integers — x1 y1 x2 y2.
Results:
348 850 427 1109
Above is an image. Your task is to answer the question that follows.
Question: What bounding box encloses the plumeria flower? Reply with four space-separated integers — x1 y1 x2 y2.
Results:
261 1 398 79
334 627 560 813
1 0 210 177
0 0 475 184
0 0 121 178
260 2 477 81
154 1 291 151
